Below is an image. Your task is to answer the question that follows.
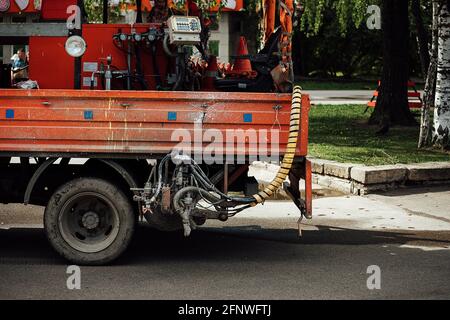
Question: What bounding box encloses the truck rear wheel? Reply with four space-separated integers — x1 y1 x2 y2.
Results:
44 178 135 265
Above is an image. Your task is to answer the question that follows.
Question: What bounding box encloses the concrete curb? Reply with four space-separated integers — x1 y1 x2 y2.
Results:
309 158 450 195
248 162 344 200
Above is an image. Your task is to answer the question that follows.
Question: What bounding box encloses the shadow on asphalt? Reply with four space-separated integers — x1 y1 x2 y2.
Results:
370 185 450 197
0 225 449 266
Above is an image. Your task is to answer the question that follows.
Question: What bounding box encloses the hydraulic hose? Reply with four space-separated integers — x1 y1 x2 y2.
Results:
182 86 303 206
252 85 302 203
151 43 162 89
166 87 303 236
166 86 303 215
135 45 149 90
150 154 171 203
173 186 222 214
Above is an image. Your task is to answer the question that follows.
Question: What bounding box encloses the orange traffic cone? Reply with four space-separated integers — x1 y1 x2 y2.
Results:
233 36 253 75
202 55 218 91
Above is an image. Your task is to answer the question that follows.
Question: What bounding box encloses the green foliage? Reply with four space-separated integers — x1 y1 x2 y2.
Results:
83 0 226 23
242 0 264 51
294 0 422 78
300 0 327 35
84 0 126 23
300 0 378 36
174 0 226 18
294 5 383 78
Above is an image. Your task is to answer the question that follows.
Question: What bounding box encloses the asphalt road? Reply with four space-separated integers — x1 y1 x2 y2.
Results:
1 186 449 300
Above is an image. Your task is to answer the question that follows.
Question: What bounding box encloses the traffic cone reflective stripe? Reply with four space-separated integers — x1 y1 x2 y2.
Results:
233 36 253 74
202 55 218 91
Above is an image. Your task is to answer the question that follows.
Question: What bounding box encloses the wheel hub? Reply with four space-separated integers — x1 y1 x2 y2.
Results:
81 211 100 230
58 191 121 253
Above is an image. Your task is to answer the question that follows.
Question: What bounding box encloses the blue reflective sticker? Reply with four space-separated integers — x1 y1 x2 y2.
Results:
84 110 93 120
243 113 253 123
168 112 177 121
5 109 14 119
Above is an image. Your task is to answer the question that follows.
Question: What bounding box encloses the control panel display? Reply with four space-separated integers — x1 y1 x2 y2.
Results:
167 16 202 45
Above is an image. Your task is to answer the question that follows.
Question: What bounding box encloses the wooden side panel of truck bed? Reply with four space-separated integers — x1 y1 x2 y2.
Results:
0 89 310 158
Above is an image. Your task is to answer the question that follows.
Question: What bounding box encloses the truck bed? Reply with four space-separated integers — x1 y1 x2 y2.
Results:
0 89 309 158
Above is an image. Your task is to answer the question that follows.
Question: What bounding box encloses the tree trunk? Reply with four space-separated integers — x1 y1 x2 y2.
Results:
411 0 430 78
432 3 450 149
369 0 416 127
418 0 440 149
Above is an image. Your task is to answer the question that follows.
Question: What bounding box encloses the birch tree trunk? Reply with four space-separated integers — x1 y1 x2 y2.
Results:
432 3 450 149
418 1 440 148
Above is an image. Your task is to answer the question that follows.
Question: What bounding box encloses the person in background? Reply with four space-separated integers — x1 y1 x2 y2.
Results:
11 48 29 84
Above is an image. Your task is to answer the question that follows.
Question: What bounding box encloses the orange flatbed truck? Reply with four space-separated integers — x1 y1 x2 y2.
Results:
0 0 311 265
0 89 311 264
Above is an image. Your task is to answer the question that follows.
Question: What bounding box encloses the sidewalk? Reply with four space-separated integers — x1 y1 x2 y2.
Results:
308 90 424 105
308 90 373 105
220 186 450 236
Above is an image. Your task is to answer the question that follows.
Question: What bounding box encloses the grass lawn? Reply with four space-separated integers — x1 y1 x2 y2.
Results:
308 105 450 166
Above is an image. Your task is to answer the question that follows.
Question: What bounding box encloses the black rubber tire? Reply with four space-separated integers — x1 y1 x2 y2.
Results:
44 178 135 265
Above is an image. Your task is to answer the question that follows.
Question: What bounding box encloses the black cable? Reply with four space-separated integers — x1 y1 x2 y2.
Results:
134 44 149 90
146 165 156 184
113 39 128 54
188 160 260 205
151 43 163 89
150 154 171 202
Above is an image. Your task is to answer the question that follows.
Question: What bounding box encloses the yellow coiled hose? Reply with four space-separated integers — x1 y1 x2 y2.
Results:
252 85 302 203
